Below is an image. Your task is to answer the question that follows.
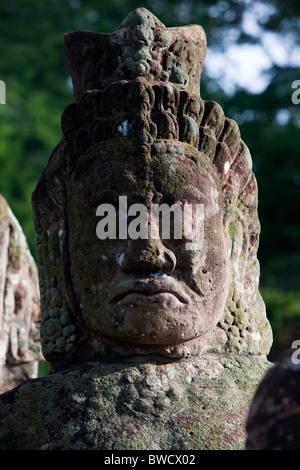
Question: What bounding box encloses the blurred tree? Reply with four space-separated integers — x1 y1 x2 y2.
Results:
0 0 299 358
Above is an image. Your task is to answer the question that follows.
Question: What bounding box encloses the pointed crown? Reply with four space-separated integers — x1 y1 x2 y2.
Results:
64 8 207 101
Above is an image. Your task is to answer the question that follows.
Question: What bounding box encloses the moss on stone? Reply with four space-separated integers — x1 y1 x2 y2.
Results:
0 355 271 450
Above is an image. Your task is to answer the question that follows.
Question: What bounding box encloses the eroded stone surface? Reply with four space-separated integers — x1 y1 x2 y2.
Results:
0 355 270 450
0 195 41 393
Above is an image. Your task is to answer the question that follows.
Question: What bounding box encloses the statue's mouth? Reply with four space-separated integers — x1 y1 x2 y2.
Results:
110 276 189 304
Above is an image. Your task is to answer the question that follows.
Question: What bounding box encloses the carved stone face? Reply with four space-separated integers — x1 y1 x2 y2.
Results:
67 139 228 352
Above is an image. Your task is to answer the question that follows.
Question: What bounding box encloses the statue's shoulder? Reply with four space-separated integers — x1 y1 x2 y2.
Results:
0 364 82 450
0 375 47 449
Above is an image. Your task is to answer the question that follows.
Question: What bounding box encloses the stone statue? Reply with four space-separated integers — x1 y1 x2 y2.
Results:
0 194 41 393
0 8 272 450
246 349 300 450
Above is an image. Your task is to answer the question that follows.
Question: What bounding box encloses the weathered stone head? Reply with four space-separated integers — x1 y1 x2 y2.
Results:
0 194 41 392
32 8 272 371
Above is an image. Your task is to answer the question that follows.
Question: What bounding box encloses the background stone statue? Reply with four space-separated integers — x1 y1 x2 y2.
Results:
0 8 272 450
246 349 300 450
0 194 41 393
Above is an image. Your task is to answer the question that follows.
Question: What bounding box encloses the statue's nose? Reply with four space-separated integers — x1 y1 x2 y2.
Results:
119 238 176 275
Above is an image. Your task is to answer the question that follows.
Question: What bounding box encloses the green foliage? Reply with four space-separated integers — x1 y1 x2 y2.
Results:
261 287 300 360
261 288 300 338
38 361 50 378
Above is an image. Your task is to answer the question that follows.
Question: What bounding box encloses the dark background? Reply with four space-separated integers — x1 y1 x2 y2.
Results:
0 0 299 362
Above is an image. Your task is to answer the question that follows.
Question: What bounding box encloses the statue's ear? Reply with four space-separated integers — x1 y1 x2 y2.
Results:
32 139 87 366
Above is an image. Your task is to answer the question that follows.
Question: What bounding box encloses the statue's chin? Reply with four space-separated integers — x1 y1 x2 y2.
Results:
91 322 207 348
90 328 227 360
82 295 224 348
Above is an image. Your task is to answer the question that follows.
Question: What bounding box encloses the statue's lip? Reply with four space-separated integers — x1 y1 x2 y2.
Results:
110 276 189 304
